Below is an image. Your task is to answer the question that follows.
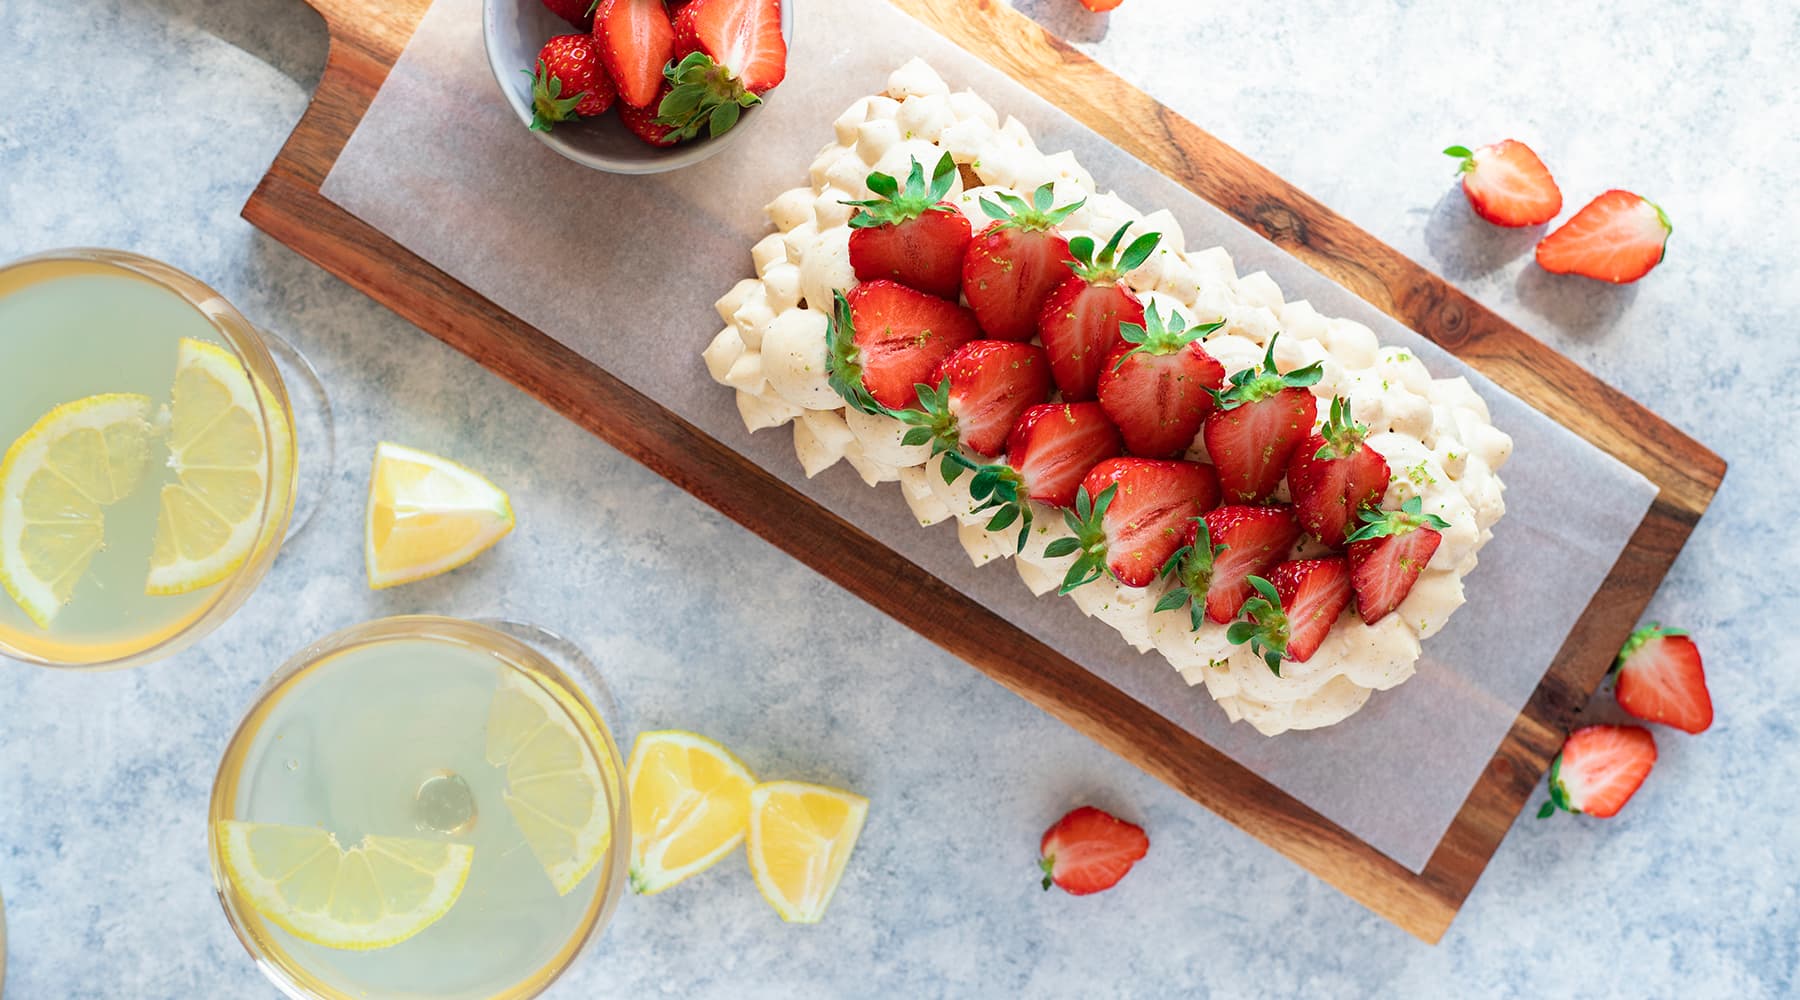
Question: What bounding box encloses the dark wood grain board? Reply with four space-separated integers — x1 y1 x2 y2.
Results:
244 0 1723 943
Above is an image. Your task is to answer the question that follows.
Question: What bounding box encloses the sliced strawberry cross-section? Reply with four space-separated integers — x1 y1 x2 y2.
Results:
1611 624 1713 734
824 283 981 413
844 153 972 301
1202 333 1323 503
1039 805 1148 896
1096 302 1227 459
962 183 1083 342
1538 724 1657 819
1045 457 1220 591
1038 222 1160 401
1155 504 1300 630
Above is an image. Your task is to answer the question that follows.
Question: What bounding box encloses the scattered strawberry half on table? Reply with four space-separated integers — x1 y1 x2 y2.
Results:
528 0 786 146
1445 139 1672 283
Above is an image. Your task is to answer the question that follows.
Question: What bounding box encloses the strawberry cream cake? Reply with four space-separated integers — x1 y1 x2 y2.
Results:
703 59 1511 736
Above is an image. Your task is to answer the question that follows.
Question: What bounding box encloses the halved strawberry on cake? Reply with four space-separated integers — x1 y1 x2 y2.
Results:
703 59 1512 736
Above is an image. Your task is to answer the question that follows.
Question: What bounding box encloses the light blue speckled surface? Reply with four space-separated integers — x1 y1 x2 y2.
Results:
0 1 1795 997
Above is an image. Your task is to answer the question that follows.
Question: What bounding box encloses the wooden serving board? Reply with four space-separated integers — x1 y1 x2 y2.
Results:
246 0 1723 943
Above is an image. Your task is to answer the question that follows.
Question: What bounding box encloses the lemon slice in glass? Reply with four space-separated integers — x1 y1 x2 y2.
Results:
626 730 757 895
146 338 288 595
485 668 613 895
0 393 153 626
746 781 869 923
217 820 474 951
365 442 513 590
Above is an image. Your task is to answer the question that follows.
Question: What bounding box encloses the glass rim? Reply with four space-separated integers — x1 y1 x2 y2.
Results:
0 247 298 670
206 614 629 1000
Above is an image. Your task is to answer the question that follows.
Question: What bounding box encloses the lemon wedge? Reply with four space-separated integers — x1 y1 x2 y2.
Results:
147 338 289 595
485 668 614 895
365 442 513 590
216 820 473 951
626 731 757 895
0 393 154 626
746 781 868 923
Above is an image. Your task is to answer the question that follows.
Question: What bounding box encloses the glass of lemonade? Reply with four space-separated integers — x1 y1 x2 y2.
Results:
0 248 299 669
208 616 628 1000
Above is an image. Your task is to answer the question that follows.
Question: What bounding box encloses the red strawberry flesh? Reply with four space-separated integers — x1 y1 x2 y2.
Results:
682 0 787 93
930 340 1053 457
850 208 972 301
1204 387 1319 503
1348 526 1440 624
1268 557 1352 662
1007 402 1122 508
1039 805 1148 896
847 280 980 410
595 0 675 110
1098 340 1225 459
1038 278 1144 401
963 224 1075 342
1549 724 1656 819
1448 140 1562 227
1535 189 1672 284
1613 626 1713 734
1196 505 1299 624
1081 458 1220 587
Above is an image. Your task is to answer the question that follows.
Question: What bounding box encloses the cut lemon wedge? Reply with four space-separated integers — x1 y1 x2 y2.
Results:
216 820 473 951
626 730 757 895
485 668 614 895
365 442 513 590
147 338 288 595
0 393 154 626
746 781 869 923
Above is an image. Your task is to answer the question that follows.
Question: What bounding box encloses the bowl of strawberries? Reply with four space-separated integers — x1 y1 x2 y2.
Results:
484 0 792 174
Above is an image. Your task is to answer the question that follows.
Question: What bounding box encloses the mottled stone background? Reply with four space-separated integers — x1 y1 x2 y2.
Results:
0 1 1794 997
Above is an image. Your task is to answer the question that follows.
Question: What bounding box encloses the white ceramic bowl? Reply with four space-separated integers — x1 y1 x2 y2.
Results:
482 0 795 174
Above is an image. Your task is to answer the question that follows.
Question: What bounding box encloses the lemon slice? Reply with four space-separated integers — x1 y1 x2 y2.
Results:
147 338 288 595
626 730 757 895
217 820 474 951
0 394 154 626
746 781 869 923
365 442 513 590
485 668 614 895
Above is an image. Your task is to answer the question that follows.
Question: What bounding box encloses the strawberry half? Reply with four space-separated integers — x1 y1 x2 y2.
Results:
895 340 1052 459
962 184 1082 342
824 283 980 412
1038 223 1160 401
1346 496 1449 624
594 0 675 110
1535 189 1672 284
1229 558 1351 673
1038 805 1148 896
1096 303 1227 459
1444 140 1562 227
656 0 786 140
1611 624 1713 734
1538 724 1657 819
844 153 972 301
962 403 1121 552
1289 397 1392 549
1156 504 1300 629
1202 334 1323 503
527 35 616 132
1047 458 1220 590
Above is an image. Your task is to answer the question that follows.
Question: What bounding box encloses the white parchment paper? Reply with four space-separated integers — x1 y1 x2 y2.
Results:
319 0 1658 872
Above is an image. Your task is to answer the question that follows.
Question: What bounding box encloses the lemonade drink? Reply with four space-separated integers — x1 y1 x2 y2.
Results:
209 617 626 1000
0 251 296 667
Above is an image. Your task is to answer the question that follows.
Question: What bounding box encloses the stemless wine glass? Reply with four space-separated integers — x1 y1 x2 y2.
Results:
0 248 331 670
207 616 628 1000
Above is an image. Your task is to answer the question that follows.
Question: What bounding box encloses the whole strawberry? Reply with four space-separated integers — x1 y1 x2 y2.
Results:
527 34 616 133
540 0 596 29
